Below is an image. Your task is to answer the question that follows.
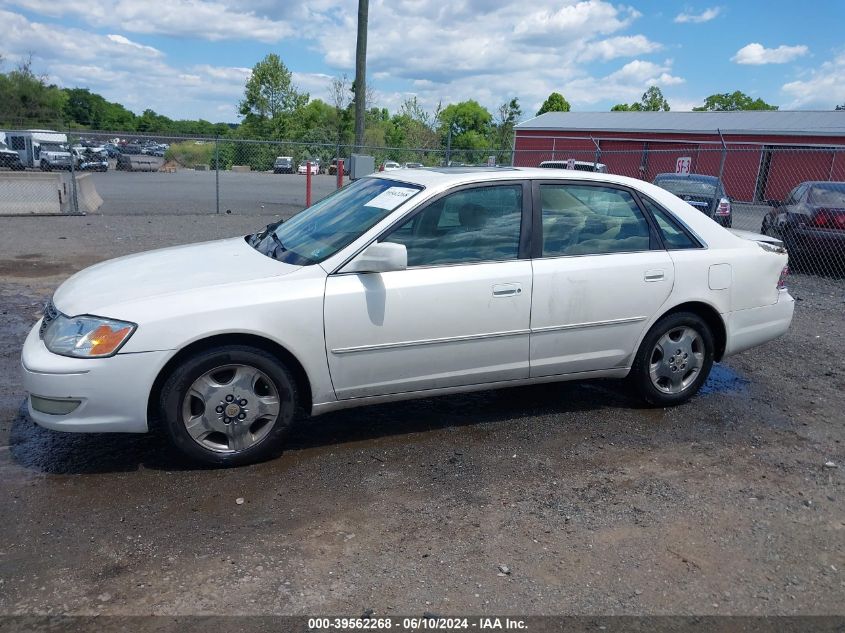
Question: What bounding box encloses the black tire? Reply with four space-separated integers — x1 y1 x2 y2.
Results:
781 227 807 272
630 311 715 407
158 345 299 466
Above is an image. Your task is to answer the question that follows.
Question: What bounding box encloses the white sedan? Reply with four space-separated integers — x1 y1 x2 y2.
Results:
22 168 794 466
297 161 319 175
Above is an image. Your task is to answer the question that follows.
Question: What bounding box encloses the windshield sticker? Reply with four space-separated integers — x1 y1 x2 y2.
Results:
365 187 418 210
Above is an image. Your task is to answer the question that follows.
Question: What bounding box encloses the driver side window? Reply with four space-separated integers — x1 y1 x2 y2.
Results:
382 185 523 267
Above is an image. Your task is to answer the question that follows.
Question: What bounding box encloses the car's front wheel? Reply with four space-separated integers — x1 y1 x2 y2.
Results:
630 312 714 406
159 345 299 466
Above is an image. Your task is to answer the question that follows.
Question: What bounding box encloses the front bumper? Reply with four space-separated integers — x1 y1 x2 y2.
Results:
724 290 795 356
21 322 171 433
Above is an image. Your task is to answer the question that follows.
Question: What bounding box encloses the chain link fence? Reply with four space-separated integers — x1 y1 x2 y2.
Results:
513 139 845 276
2 129 844 277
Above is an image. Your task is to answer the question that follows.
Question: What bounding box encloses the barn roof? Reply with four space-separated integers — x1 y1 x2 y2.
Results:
515 111 845 137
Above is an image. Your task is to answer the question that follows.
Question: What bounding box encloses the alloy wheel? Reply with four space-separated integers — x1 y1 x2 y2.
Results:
181 364 280 454
648 326 704 395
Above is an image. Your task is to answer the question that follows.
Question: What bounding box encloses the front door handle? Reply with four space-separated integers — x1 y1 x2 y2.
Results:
492 283 522 297
644 269 665 282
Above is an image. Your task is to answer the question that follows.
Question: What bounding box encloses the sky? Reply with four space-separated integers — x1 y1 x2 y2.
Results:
1 0 844 124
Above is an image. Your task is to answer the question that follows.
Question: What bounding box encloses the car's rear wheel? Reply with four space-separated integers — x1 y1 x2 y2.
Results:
159 345 298 466
630 312 714 406
780 227 807 272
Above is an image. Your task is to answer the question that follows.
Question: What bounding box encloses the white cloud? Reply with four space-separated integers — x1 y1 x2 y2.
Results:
306 0 671 115
0 9 255 121
666 97 702 112
0 1 680 121
732 42 808 65
4 0 295 42
782 53 845 109
105 34 162 56
560 59 684 105
578 35 663 62
674 7 721 23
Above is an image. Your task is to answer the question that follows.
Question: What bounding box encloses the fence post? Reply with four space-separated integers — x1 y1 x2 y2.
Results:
306 161 312 206
215 136 220 215
717 128 727 184
68 133 80 215
336 159 344 189
590 135 601 168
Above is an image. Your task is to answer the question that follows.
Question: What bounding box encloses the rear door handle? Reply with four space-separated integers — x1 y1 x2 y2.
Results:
644 269 665 282
492 283 522 297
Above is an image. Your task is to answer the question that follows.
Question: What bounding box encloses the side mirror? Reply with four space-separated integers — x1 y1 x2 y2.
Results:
341 241 407 274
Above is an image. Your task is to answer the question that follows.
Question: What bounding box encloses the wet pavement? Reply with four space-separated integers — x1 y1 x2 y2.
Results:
0 213 843 616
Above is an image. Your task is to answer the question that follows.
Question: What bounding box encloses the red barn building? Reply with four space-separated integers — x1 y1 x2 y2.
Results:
513 111 845 202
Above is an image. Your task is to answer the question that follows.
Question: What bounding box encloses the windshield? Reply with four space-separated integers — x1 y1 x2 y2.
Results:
656 178 718 197
809 184 845 207
249 178 423 265
40 143 67 152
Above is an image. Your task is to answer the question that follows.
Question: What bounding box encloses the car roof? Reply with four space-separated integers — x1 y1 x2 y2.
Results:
654 173 719 182
369 166 650 190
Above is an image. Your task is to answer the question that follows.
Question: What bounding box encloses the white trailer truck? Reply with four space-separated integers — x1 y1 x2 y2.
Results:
2 130 73 170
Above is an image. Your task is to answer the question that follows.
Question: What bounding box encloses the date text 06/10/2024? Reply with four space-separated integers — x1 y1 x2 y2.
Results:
307 617 528 630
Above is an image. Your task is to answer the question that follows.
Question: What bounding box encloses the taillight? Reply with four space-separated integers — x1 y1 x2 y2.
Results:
716 198 731 216
777 265 789 290
811 208 845 228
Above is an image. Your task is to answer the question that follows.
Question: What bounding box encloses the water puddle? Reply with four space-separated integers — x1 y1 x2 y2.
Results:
700 363 749 395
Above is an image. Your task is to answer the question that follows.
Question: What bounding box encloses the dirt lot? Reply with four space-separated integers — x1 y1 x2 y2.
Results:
0 210 843 617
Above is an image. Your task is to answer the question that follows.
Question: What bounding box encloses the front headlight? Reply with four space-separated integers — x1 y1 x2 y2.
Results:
42 312 136 358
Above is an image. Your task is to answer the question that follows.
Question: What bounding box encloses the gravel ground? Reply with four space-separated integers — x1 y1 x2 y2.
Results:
0 209 843 617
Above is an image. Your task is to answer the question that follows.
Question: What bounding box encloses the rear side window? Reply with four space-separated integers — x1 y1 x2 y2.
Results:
539 184 651 256
640 197 700 250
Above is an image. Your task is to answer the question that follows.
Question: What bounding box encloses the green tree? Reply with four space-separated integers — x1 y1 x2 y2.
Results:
693 91 777 111
239 54 308 122
639 86 670 111
611 86 669 112
0 58 67 127
439 100 492 137
494 97 522 161
328 74 354 148
536 92 570 116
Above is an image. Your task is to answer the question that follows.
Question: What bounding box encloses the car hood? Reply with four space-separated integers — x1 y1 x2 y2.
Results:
53 237 300 316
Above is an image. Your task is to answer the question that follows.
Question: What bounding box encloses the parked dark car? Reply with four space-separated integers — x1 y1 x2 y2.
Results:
273 156 293 174
0 142 25 170
327 158 350 176
652 173 732 227
762 181 845 269
102 143 121 158
122 144 142 155
78 149 109 172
